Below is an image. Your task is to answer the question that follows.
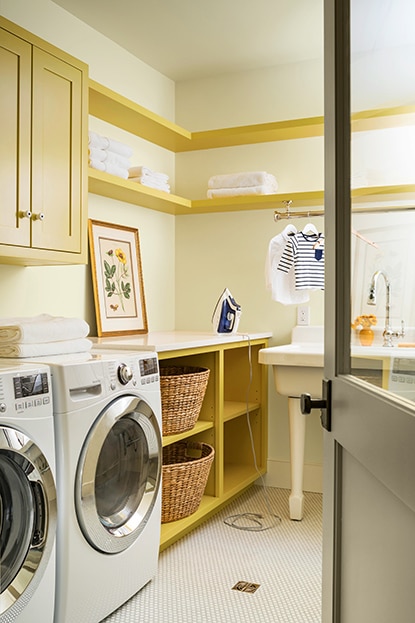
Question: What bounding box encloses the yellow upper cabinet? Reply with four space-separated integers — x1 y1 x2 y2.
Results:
0 17 88 265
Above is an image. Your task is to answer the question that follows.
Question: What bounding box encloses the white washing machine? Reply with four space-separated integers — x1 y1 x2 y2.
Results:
42 350 162 623
0 362 56 623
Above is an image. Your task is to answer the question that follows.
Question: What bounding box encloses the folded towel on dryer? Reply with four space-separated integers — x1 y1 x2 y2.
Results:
0 314 90 344
0 338 93 358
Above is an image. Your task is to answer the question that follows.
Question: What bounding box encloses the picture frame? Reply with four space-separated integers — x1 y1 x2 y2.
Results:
88 219 148 336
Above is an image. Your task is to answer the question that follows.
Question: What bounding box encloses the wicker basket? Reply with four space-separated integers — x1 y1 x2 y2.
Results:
161 441 215 523
160 366 210 435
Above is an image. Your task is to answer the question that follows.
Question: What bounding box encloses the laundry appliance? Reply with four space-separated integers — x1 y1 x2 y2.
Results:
0 362 56 623
41 350 162 623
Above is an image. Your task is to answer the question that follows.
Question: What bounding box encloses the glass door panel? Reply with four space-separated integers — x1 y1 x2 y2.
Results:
349 0 415 402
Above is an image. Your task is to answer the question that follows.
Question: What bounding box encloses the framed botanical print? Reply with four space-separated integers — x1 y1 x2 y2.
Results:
88 219 148 336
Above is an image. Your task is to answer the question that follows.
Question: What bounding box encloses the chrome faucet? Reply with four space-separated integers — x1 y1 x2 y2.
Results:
367 270 404 347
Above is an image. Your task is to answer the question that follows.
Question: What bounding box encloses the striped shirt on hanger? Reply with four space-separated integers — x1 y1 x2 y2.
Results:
277 231 325 290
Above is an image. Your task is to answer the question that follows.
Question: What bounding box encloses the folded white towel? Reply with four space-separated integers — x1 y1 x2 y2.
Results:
208 171 278 190
207 184 278 198
89 159 129 179
129 176 171 193
88 131 133 158
88 148 131 170
128 166 169 183
0 338 93 358
0 314 90 344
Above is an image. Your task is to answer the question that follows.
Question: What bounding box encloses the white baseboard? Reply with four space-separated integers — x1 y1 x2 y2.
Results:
264 459 323 494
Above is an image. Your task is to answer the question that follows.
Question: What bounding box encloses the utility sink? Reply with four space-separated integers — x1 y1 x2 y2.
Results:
259 325 415 520
258 325 324 398
258 326 324 521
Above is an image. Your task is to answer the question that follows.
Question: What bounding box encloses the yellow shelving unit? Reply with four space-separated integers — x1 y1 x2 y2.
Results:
157 335 269 551
88 78 415 216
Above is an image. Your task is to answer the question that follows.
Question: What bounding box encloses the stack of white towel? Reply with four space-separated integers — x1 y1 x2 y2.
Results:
128 166 171 193
207 171 278 198
0 314 92 358
88 131 133 180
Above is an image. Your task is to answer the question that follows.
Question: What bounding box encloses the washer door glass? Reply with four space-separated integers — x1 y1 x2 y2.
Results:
76 395 162 554
0 427 57 617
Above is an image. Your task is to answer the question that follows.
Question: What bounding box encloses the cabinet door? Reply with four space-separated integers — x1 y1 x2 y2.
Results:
0 28 31 246
31 47 84 253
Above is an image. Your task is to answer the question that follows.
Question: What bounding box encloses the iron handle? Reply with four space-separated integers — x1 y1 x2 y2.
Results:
300 393 327 414
300 380 332 431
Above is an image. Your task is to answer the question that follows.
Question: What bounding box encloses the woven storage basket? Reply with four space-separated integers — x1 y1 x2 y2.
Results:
160 366 210 435
161 441 215 523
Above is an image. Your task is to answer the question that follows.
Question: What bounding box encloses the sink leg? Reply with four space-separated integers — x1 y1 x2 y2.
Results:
288 397 307 521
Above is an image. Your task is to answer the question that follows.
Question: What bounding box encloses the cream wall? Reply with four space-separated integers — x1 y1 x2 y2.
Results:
0 0 177 333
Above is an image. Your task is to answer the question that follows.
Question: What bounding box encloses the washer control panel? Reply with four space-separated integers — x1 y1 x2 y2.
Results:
0 365 52 416
105 354 160 392
138 356 159 384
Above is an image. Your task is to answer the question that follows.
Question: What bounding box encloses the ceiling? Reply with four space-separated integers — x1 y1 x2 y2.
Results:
52 0 323 82
52 0 415 83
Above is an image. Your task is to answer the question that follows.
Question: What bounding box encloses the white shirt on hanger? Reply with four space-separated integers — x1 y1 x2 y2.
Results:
265 225 310 305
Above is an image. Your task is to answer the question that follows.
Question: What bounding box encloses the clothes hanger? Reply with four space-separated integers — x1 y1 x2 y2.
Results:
303 222 319 236
283 224 297 236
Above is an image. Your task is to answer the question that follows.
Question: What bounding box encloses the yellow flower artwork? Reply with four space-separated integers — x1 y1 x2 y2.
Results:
103 247 132 312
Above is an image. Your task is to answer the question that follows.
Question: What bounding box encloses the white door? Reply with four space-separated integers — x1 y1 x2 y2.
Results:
322 0 415 621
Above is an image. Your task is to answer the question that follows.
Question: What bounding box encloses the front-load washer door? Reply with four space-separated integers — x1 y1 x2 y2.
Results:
75 394 162 554
0 426 57 619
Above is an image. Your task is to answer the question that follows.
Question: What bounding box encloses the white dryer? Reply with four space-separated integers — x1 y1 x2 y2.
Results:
0 362 56 623
43 350 162 623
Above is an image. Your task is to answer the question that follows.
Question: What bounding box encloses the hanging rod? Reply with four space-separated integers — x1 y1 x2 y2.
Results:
273 199 415 221
274 200 324 221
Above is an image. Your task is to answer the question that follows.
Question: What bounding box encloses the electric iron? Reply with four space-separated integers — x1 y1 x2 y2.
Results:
212 288 242 334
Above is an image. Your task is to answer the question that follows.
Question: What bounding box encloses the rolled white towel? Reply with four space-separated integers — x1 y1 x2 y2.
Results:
0 314 89 344
88 131 133 158
88 131 108 150
208 171 278 190
89 159 129 179
0 338 93 358
128 166 169 183
207 184 278 198
88 147 131 170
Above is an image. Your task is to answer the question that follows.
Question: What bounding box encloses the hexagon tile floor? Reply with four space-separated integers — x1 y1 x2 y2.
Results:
103 486 322 623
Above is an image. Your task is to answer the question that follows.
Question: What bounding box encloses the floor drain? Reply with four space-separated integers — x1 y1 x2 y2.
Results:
232 581 260 594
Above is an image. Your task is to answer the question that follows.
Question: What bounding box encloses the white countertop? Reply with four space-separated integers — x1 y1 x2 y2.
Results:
91 330 272 353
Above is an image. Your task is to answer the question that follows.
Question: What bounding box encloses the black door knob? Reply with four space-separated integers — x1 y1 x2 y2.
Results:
300 393 327 415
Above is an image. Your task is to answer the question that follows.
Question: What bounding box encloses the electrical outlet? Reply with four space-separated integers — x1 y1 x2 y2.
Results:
297 305 310 326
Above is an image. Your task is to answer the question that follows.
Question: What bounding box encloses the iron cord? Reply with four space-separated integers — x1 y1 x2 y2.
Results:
223 334 281 532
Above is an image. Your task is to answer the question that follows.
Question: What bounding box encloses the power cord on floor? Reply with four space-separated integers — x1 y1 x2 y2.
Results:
223 333 281 532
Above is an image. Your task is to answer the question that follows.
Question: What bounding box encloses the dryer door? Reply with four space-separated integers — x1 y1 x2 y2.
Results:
0 426 57 618
75 394 162 554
